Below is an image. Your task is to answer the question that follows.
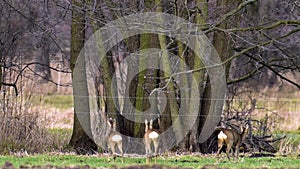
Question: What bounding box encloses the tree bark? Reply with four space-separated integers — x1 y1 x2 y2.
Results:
199 0 241 153
155 0 181 149
0 54 2 90
187 0 208 152
121 0 140 137
69 0 97 155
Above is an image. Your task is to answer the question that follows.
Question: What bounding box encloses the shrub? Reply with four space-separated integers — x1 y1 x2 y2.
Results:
0 89 71 154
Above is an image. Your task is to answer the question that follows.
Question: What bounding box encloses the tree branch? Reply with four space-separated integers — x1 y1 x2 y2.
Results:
157 27 300 89
1 62 72 96
210 20 300 33
205 0 257 33
236 50 300 89
1 82 18 96
227 64 264 85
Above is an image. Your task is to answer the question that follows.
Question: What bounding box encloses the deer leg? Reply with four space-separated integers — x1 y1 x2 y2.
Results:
110 143 116 162
153 138 159 156
145 139 151 157
147 141 152 157
144 140 148 155
216 139 223 158
117 141 124 163
235 144 240 161
226 141 233 161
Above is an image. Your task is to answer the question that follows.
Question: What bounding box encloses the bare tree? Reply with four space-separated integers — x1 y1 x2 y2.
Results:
70 0 299 153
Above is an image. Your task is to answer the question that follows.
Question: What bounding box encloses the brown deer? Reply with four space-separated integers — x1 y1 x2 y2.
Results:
144 119 160 157
216 123 249 161
107 118 123 163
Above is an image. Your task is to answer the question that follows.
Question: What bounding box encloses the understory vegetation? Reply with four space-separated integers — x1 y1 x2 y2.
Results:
0 90 300 159
0 91 72 154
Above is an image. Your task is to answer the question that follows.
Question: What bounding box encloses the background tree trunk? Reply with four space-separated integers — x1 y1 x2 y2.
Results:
120 0 140 136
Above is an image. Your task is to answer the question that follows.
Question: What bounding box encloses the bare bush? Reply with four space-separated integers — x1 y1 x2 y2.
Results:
0 88 70 154
220 88 285 154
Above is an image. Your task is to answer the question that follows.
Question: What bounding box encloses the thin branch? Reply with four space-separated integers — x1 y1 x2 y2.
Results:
262 32 300 72
12 62 71 85
227 64 264 85
209 20 300 33
222 27 300 67
1 62 72 96
1 82 18 96
237 50 300 89
205 0 257 33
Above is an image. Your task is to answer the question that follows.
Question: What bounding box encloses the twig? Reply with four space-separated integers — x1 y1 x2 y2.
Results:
1 82 18 96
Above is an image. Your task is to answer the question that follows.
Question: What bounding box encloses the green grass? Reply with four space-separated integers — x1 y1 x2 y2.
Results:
48 128 72 136
0 155 299 168
31 95 73 109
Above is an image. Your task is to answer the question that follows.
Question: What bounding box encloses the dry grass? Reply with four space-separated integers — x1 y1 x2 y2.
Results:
275 130 300 157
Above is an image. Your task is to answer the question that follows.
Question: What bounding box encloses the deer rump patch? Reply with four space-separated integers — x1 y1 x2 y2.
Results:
218 131 227 140
111 134 122 142
149 131 159 139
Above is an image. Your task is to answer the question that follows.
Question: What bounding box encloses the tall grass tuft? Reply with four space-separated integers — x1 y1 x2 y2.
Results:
0 88 71 154
275 130 300 157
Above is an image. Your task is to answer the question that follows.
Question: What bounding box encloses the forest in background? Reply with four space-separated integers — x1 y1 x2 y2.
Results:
0 0 299 155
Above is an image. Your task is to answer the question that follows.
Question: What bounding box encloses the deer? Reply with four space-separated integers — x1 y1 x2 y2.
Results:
216 123 249 161
107 118 123 163
144 119 160 158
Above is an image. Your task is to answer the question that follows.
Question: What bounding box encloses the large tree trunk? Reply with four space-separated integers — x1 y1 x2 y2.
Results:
185 0 208 152
69 0 97 155
0 54 2 90
134 33 151 138
198 0 241 153
155 0 180 149
121 0 140 137
98 1 123 128
121 34 139 137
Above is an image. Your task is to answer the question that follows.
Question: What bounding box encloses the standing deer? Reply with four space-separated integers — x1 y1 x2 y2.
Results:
144 119 160 157
107 118 123 163
216 123 249 161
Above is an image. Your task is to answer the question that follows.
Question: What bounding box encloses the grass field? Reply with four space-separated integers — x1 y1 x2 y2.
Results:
0 154 299 169
31 95 74 110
